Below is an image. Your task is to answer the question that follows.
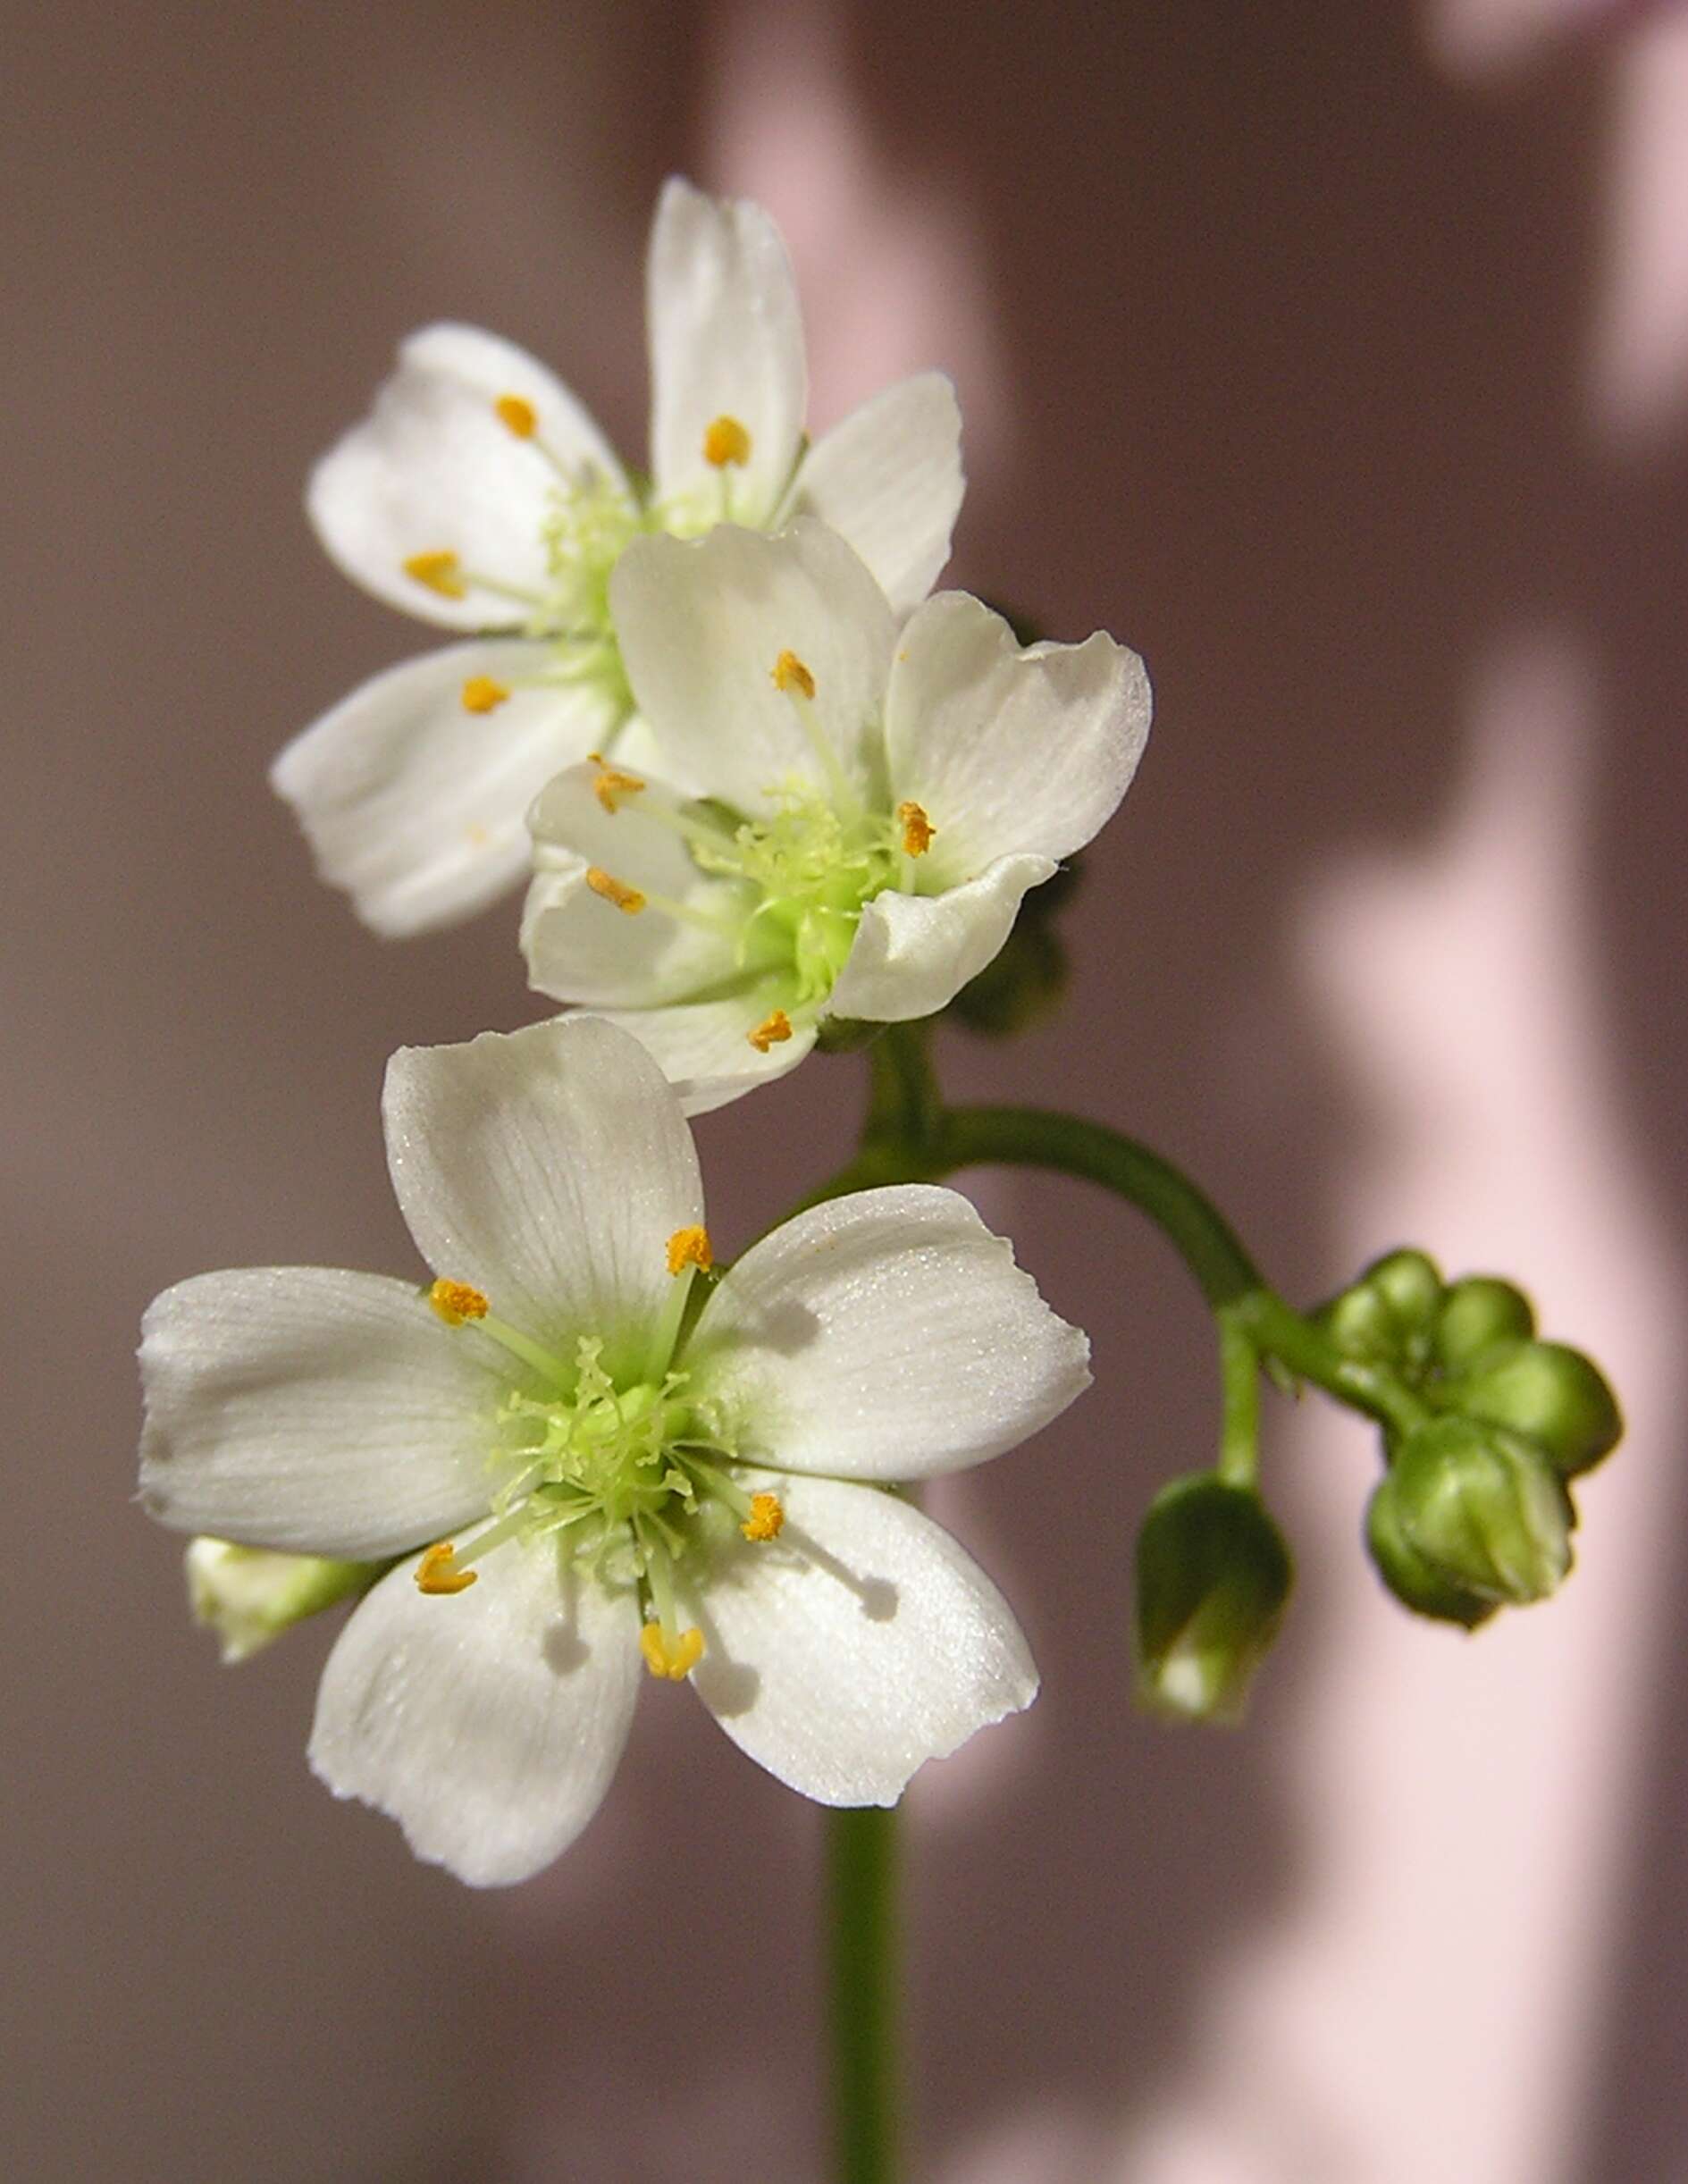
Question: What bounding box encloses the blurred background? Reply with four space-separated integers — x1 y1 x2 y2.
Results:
6 0 1688 2176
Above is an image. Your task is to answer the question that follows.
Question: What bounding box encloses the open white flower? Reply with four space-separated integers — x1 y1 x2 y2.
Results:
138 1018 1088 1886
273 179 965 938
522 520 1152 1112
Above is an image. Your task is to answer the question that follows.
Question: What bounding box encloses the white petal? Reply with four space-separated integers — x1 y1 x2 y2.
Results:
272 643 625 937
310 1540 642 1886
687 1184 1089 1481
139 1269 503 1557
609 522 895 816
382 1017 704 1370
684 1472 1037 1806
780 374 963 617
885 593 1152 879
646 178 806 526
827 853 1056 1024
308 323 626 629
584 997 818 1117
522 762 745 1006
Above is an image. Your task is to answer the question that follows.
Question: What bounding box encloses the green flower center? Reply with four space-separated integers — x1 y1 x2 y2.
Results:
692 783 906 1005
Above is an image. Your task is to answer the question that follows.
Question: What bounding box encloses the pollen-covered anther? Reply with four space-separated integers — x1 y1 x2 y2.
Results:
402 550 466 601
748 1008 793 1054
897 801 936 857
592 762 646 813
741 1492 785 1542
771 649 816 700
585 867 647 915
666 1224 713 1276
428 1278 489 1326
640 1623 704 1679
416 1541 477 1596
460 676 509 715
701 414 752 467
494 392 538 438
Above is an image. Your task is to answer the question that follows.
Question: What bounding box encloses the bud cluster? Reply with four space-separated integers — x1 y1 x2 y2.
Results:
1322 1252 1622 1626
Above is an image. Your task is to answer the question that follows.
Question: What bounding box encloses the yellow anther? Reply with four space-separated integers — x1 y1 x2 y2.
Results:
428 1278 489 1326
585 867 647 915
494 392 538 438
402 550 466 600
897 800 936 857
741 1492 785 1542
666 1224 713 1276
771 649 816 699
416 1541 477 1596
748 1008 793 1054
641 1623 705 1679
460 676 509 714
702 414 752 467
592 762 647 813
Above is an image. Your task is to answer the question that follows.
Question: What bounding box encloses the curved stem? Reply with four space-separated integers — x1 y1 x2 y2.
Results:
828 1805 900 2184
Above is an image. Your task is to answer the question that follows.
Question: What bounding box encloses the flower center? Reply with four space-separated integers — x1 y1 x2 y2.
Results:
691 783 903 1004
420 1266 785 1675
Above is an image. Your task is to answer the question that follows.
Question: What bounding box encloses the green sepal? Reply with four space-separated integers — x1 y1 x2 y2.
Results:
1365 1469 1496 1628
1432 1276 1536 1375
1382 1415 1573 1607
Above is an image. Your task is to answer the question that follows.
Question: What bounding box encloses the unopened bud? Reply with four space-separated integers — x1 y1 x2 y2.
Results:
1365 1472 1496 1628
1134 1474 1293 1725
1451 1340 1623 1481
185 1539 383 1663
1381 1415 1573 1609
1433 1275 1535 1375
1323 1248 1444 1370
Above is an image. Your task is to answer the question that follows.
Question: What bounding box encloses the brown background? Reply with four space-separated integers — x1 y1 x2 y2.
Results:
6 2 1687 2177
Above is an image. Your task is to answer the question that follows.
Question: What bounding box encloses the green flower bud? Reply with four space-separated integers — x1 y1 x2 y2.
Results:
1364 1248 1444 1336
1384 1415 1574 1607
1450 1340 1623 1480
1134 1474 1293 1726
1323 1249 1444 1369
1433 1276 1536 1375
949 915 1070 1037
1365 1471 1496 1627
185 1539 384 1663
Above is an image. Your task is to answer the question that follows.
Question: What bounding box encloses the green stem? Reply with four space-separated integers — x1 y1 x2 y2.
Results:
1216 1308 1262 1486
828 1805 900 2184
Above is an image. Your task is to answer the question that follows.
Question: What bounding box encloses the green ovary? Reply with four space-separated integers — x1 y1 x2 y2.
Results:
490 1337 740 1580
693 785 905 1006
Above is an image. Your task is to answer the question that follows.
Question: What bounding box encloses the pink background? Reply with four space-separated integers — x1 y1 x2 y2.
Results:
7 2 1688 2176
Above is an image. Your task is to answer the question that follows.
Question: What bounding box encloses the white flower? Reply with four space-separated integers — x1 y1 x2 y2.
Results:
273 179 965 939
139 1018 1088 1886
521 520 1151 1113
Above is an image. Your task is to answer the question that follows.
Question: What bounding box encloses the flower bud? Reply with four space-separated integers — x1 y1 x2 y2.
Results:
185 1539 383 1663
1134 1474 1293 1725
1450 1340 1623 1481
1382 1415 1573 1608
1323 1249 1443 1369
949 915 1070 1037
1432 1275 1535 1375
1365 1471 1496 1627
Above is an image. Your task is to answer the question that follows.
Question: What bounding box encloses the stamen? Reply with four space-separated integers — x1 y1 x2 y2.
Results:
666 1225 713 1276
702 415 752 468
591 760 647 813
494 393 538 439
585 867 646 915
416 1541 476 1596
429 1278 489 1326
748 1008 793 1053
741 1492 785 1542
460 676 510 714
771 650 817 699
898 801 936 857
640 1622 704 1678
403 550 466 601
